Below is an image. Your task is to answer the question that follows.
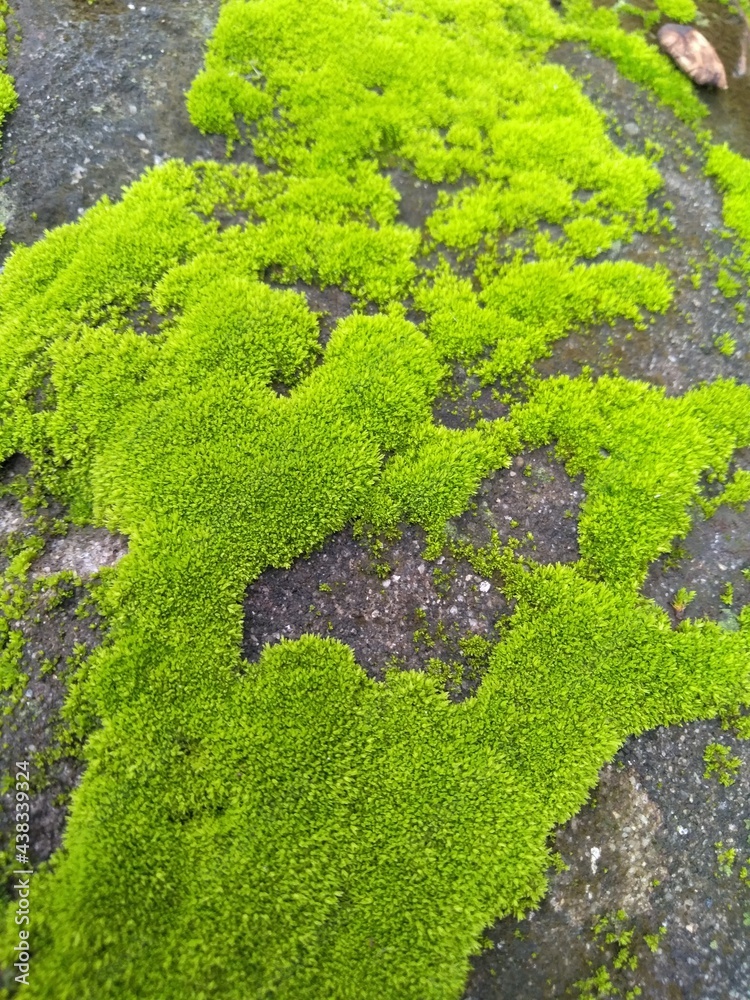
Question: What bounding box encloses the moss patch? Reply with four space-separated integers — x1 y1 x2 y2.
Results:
0 1 749 998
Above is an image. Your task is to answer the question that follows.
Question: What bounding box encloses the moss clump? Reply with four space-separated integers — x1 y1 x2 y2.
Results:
704 742 742 786
0 1 749 998
715 331 737 356
706 145 750 274
654 0 698 23
717 268 741 299
414 258 671 383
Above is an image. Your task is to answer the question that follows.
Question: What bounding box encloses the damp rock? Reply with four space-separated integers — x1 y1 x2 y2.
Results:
33 526 128 579
657 24 728 90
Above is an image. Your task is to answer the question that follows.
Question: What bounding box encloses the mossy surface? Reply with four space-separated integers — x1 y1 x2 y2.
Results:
654 0 698 23
0 1 749 998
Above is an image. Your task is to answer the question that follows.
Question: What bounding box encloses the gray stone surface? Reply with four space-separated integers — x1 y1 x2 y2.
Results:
467 723 750 998
0 0 224 254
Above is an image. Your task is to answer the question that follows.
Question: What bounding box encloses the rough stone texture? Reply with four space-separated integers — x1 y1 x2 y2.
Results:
643 475 750 625
540 44 749 397
450 447 583 564
244 449 582 698
0 572 105 879
0 457 126 892
32 525 127 580
656 0 750 159
0 0 224 254
0 500 22 536
467 721 750 1000
244 525 509 697
0 2 748 998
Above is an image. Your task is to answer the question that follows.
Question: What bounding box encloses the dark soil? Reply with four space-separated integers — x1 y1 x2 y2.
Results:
270 282 357 347
615 0 750 160
643 467 750 625
245 524 509 698
450 447 584 563
0 572 102 889
540 43 749 396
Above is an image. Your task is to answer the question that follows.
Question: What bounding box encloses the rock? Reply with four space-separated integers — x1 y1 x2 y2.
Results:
657 23 728 89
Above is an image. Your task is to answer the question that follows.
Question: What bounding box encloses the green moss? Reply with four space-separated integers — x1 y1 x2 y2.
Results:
414 258 671 383
654 0 698 23
564 0 705 123
710 469 750 513
672 587 696 614
717 268 742 298
715 331 737 356
706 145 750 264
514 375 750 589
1 1 750 998
704 742 742 786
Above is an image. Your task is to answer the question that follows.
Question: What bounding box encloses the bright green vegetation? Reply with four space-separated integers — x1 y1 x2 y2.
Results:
715 331 737 356
565 0 705 122
0 0 749 998
726 709 750 738
572 911 666 999
672 586 696 613
654 0 698 23
700 467 750 516
0 3 14 117
707 144 750 275
704 742 742 786
717 268 741 298
714 841 737 877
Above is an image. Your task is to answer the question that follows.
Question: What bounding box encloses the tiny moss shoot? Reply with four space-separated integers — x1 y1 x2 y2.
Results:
704 742 742 786
715 332 737 356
